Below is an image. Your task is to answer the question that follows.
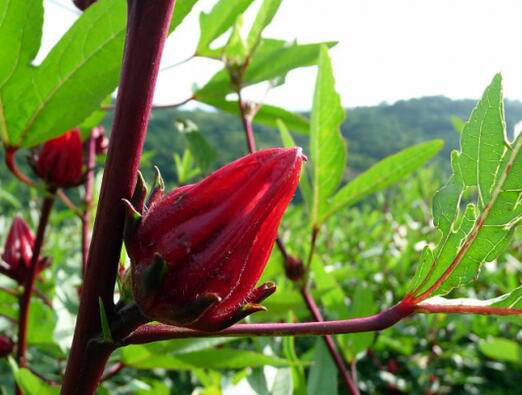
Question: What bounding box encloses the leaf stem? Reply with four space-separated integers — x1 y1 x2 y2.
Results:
120 301 415 346
16 191 56 395
60 0 176 393
237 91 257 153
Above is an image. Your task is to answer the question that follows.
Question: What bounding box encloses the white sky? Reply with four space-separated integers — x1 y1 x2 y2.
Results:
44 0 522 110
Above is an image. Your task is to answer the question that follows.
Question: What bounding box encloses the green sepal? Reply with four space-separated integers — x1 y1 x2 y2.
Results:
146 166 165 209
130 171 148 214
122 198 142 251
98 297 113 342
166 292 222 326
139 253 169 295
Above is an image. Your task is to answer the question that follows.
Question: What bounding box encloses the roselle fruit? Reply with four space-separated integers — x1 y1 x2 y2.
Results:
124 148 304 331
0 335 13 357
30 129 84 188
0 217 49 284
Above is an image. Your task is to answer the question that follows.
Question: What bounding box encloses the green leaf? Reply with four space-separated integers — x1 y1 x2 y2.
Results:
409 74 522 300
339 286 378 361
122 346 294 370
0 0 43 145
176 119 218 172
195 0 254 58
479 337 522 363
196 95 309 134
196 39 337 98
246 0 282 53
223 17 248 66
307 340 338 395
277 119 311 212
319 140 443 224
5 0 127 147
26 298 57 346
309 45 346 227
9 362 59 395
169 0 199 33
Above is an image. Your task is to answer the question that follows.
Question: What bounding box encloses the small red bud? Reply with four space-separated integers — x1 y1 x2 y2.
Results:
31 129 84 188
125 148 304 331
284 255 305 282
0 335 14 357
1 217 49 284
92 126 108 156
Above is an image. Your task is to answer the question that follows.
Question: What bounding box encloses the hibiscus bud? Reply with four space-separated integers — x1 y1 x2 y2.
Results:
1 217 49 284
0 335 14 357
283 255 305 282
125 148 304 331
30 129 84 188
92 126 108 156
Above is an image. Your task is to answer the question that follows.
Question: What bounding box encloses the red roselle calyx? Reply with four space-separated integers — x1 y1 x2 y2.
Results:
30 129 84 189
124 148 304 331
0 335 14 357
0 217 49 284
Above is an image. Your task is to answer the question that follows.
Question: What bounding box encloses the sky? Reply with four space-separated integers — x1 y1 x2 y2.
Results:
44 0 522 111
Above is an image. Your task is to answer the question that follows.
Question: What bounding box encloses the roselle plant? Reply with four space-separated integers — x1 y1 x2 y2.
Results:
0 0 520 394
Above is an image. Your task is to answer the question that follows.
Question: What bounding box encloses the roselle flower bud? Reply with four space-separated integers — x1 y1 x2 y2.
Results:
0 217 49 284
125 148 304 331
30 129 84 188
283 255 305 282
0 335 13 357
92 126 108 156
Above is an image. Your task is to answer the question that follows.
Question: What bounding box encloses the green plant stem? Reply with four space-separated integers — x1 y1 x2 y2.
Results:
301 287 360 395
81 131 96 278
15 191 56 395
60 1 176 393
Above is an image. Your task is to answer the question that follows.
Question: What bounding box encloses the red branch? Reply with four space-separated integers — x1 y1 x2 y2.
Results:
60 1 176 394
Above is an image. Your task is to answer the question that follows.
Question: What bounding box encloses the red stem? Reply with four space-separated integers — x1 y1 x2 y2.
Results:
121 301 415 345
5 146 34 187
81 131 96 278
301 288 360 395
60 1 176 394
237 94 257 153
16 192 56 395
101 362 125 382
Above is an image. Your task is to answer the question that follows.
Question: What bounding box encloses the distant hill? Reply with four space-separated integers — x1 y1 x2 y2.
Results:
135 96 522 183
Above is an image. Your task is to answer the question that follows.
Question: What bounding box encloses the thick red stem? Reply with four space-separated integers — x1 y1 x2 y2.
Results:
301 288 360 395
16 193 55 395
60 1 176 393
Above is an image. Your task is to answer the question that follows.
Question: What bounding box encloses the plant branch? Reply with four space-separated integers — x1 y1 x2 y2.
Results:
237 91 257 153
301 288 360 395
102 95 194 111
100 362 125 382
120 301 415 346
81 131 96 278
60 1 176 393
5 146 34 187
414 304 522 316
16 191 56 395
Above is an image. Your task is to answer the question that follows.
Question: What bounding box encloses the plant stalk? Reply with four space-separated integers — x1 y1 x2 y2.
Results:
60 0 176 393
16 192 56 395
81 131 96 278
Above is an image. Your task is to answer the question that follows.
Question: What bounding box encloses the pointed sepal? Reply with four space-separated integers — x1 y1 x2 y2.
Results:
130 171 148 214
146 166 165 209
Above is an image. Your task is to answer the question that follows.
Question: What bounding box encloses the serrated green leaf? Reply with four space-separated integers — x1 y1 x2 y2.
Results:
246 0 282 53
197 95 309 135
409 74 522 300
122 346 295 370
195 39 336 98
0 0 43 145
176 118 218 172
169 0 199 33
223 17 248 66
309 45 346 227
3 0 194 148
195 0 254 58
307 340 338 395
319 140 443 225
4 0 126 147
277 119 311 213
